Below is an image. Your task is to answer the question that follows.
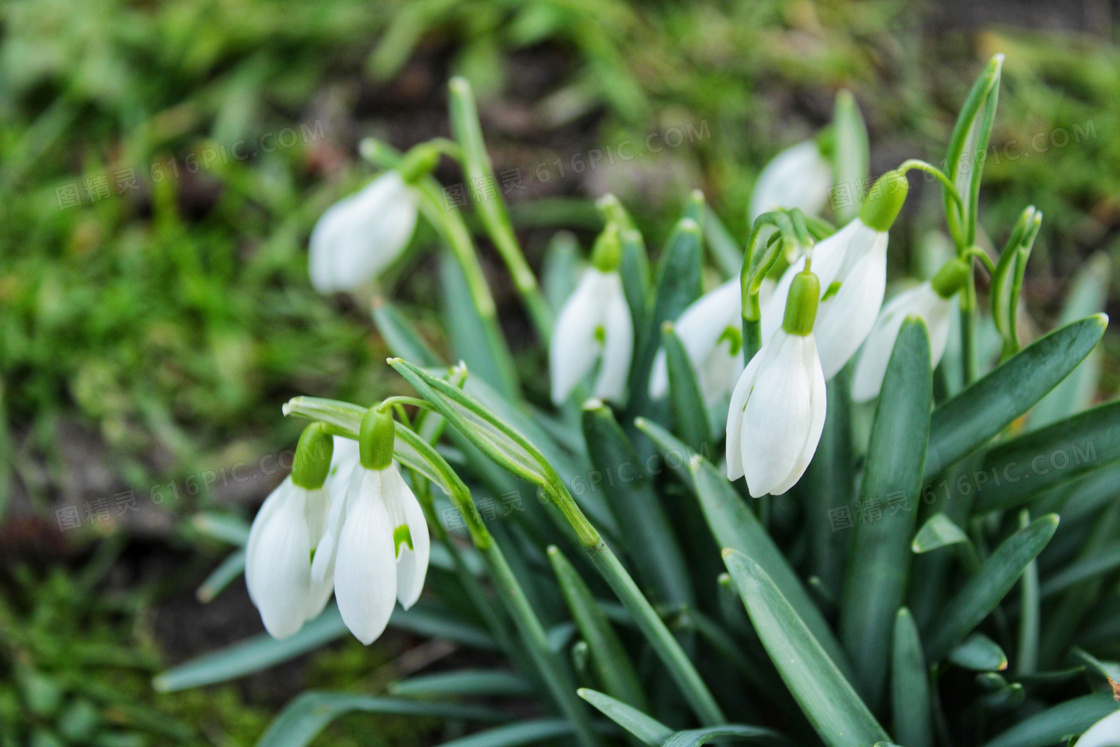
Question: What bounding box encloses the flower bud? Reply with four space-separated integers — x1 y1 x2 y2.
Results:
291 423 335 489
359 407 395 470
782 270 821 336
930 257 971 299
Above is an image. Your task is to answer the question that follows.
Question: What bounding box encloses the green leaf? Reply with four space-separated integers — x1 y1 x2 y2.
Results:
438 251 519 398
840 319 932 707
542 231 582 312
196 550 245 604
371 296 442 367
831 90 869 224
925 315 1107 479
548 546 647 712
389 359 554 488
949 634 1008 672
661 725 790 746
891 609 933 747
580 402 691 606
1032 252 1111 428
990 207 1041 358
637 417 853 677
578 689 672 746
925 515 1058 661
388 670 534 698
256 691 505 747
982 694 1119 747
722 550 890 747
804 370 856 594
153 605 496 692
191 512 249 546
439 719 604 747
662 322 711 451
703 204 745 278
911 514 970 554
976 399 1120 514
628 218 703 411
944 55 1003 246
1039 543 1120 599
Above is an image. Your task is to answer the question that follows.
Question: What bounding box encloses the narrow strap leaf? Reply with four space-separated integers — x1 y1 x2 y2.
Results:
722 550 890 747
924 515 1058 661
925 315 1107 479
891 609 933 747
840 319 932 708
982 694 1119 747
578 688 672 746
662 322 711 451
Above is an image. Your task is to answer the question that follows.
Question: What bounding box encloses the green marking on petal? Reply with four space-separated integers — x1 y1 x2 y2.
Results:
821 280 842 302
393 525 413 557
594 324 606 344
718 325 743 356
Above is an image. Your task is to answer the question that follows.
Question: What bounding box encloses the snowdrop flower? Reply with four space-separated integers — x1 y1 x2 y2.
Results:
246 425 335 639
309 146 439 294
1076 709 1120 747
851 258 970 402
311 408 429 645
749 140 833 220
550 225 633 404
727 269 827 497
649 279 774 406
763 171 909 380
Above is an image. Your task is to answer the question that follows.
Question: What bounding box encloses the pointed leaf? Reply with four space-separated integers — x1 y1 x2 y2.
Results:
912 514 970 554
256 691 505 747
723 550 890 747
925 515 1058 661
372 297 442 367
196 550 245 604
982 694 1119 747
949 634 1008 672
832 90 869 224
892 608 933 747
578 688 672 746
925 315 1107 479
662 322 711 451
548 546 647 711
388 670 534 698
840 319 932 707
662 725 790 746
977 398 1120 513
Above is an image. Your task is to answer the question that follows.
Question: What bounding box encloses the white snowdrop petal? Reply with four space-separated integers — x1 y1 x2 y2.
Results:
1075 709 1120 747
249 488 312 639
769 336 827 495
725 352 762 481
850 291 914 402
311 465 357 585
383 467 430 610
246 479 293 607
550 270 610 404
750 140 833 220
925 294 955 368
652 280 742 401
324 436 360 501
593 277 634 402
308 172 419 294
740 333 815 498
814 233 888 380
334 470 398 645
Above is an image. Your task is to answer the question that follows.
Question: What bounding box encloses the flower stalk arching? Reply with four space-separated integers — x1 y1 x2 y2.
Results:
448 76 553 341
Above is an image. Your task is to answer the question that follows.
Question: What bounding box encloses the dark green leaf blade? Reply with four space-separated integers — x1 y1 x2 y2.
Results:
925 515 1058 661
723 550 889 747
925 315 1107 479
891 608 933 747
840 319 932 707
578 688 672 746
982 694 1119 747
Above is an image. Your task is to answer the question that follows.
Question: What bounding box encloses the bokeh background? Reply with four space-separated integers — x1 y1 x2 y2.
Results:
1 0 1118 743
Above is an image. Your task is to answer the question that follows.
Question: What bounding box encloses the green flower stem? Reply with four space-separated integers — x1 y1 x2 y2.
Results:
897 159 964 216
960 264 978 383
964 247 996 276
377 396 436 412
1015 510 1040 676
449 77 553 340
741 317 762 367
542 481 726 726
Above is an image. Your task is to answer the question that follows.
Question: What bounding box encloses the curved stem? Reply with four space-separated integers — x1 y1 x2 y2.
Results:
964 247 996 276
378 396 437 413
898 159 965 216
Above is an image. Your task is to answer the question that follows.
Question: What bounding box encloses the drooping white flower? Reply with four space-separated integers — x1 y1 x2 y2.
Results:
762 171 909 380
311 410 429 646
309 170 421 294
246 476 333 639
649 279 774 406
1076 709 1120 747
727 270 827 498
851 259 969 401
323 435 360 500
749 140 833 220
550 228 633 404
